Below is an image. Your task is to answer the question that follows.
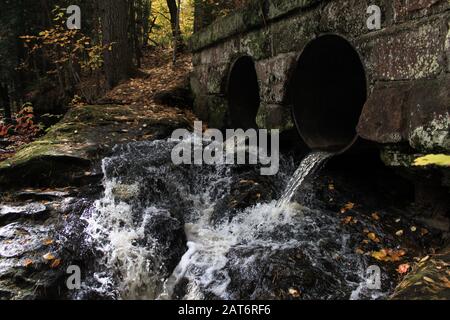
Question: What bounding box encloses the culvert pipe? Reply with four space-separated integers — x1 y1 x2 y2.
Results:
291 35 367 153
227 56 260 130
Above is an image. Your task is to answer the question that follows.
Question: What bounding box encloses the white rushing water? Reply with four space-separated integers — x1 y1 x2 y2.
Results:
277 152 333 208
79 139 383 300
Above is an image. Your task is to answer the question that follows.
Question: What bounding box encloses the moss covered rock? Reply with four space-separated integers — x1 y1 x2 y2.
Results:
0 104 191 189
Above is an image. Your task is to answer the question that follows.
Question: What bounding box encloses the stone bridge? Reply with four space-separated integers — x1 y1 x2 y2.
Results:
189 0 449 172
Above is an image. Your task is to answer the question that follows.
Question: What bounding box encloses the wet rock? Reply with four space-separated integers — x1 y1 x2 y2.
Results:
0 203 48 226
211 166 279 224
16 189 73 201
0 104 191 189
143 213 187 278
225 246 347 300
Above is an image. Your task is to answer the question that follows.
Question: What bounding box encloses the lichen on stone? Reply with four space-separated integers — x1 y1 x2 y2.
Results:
409 113 450 152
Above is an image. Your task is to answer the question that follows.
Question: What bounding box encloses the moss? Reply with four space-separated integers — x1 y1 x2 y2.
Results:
267 0 321 20
190 0 323 52
380 147 418 167
409 114 450 153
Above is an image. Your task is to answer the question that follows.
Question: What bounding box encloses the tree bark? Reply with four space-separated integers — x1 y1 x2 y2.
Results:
99 0 134 88
0 83 12 124
166 0 183 52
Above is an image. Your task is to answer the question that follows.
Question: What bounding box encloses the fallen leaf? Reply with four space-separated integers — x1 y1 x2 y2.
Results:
413 154 450 167
340 202 355 214
372 249 388 261
388 249 406 262
371 212 380 220
397 264 410 274
342 216 353 225
50 259 61 269
421 228 429 236
423 276 435 283
372 249 406 262
419 256 430 263
43 239 54 246
396 230 404 237
410 226 417 232
355 248 365 255
368 232 380 243
439 276 450 288
43 253 56 261
288 288 301 298
328 184 335 191
23 259 33 267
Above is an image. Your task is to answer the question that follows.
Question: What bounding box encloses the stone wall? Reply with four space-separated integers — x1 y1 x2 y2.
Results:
190 0 449 164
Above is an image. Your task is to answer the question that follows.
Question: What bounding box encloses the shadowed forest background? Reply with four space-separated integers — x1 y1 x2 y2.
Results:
0 0 249 156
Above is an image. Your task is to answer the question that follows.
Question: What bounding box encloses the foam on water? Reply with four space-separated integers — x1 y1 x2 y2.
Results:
79 137 386 300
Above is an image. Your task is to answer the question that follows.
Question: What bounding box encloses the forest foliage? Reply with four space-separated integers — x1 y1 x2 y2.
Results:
0 0 250 125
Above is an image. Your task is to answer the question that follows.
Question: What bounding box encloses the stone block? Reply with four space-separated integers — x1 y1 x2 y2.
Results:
357 18 445 81
255 53 297 104
393 0 449 23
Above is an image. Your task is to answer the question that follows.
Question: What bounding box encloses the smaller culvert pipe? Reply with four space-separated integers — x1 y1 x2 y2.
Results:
227 56 261 130
291 35 367 153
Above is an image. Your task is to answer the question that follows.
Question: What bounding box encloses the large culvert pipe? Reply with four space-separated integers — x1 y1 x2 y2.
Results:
291 35 367 152
228 56 260 129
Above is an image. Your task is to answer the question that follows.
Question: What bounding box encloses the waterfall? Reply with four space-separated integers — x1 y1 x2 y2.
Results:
76 138 388 300
277 152 333 208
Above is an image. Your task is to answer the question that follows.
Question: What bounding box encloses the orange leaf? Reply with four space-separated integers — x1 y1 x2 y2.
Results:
50 259 61 269
368 233 380 243
43 239 54 246
23 258 33 268
397 263 410 274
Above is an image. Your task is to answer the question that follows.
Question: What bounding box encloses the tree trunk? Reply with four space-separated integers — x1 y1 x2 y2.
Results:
0 83 12 124
99 0 134 88
166 0 183 51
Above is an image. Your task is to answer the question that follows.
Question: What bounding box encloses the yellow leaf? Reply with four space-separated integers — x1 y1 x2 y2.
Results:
50 259 61 269
414 154 450 167
423 276 435 283
43 253 55 261
43 239 54 246
396 230 404 237
368 233 380 243
372 249 388 261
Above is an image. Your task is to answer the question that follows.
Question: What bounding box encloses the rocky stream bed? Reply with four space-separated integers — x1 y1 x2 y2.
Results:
0 104 449 300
